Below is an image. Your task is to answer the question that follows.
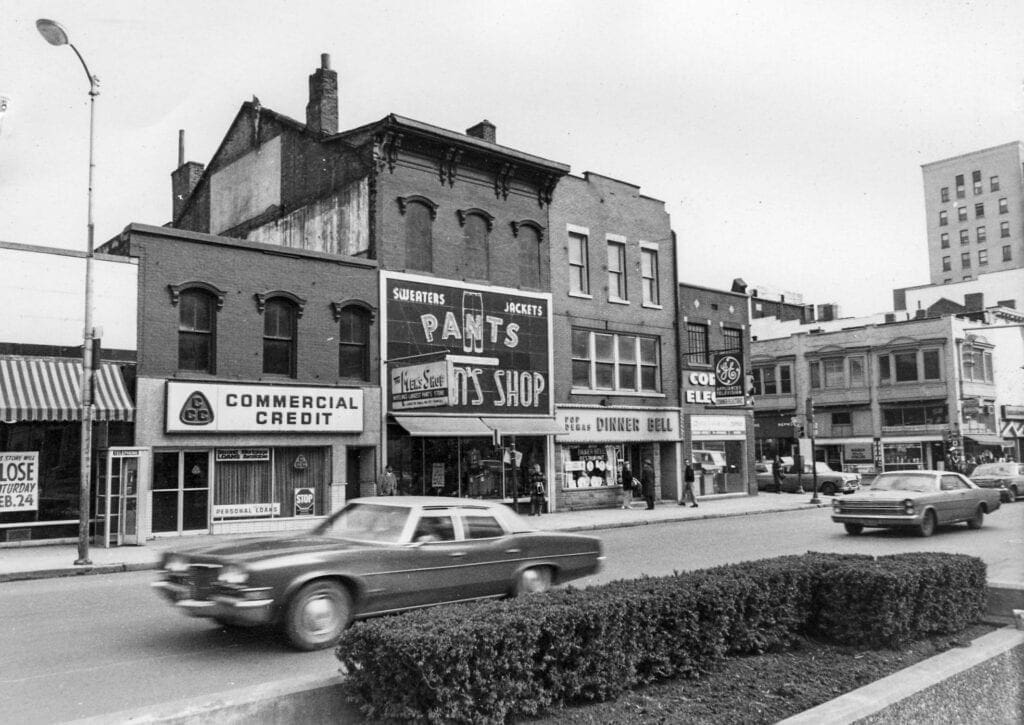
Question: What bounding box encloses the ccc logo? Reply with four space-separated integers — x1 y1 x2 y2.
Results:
180 391 215 426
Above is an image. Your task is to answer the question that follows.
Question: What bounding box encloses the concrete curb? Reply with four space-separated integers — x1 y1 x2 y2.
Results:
0 562 155 583
552 502 827 533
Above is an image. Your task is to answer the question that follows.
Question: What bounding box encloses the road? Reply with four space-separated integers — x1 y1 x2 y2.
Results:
2 503 1021 723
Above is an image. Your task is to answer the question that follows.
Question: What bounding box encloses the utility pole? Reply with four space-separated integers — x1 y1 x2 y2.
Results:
807 397 820 504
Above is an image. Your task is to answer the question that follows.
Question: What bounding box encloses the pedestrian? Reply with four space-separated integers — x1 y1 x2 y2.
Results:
529 464 546 516
641 458 656 510
620 461 634 509
771 456 784 494
378 464 397 496
680 462 698 507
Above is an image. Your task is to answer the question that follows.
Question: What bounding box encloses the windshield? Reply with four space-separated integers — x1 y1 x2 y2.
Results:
971 463 1016 477
870 473 936 493
315 503 410 543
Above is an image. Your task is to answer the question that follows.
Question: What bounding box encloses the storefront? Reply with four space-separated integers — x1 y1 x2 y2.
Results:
553 406 682 509
381 272 561 506
0 355 136 544
752 410 798 462
687 413 752 495
1000 405 1024 461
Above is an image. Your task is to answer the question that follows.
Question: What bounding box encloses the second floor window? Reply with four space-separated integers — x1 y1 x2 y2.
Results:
607 240 626 301
751 363 792 395
641 247 660 306
178 289 216 373
263 298 297 377
878 348 943 384
568 231 590 295
571 329 660 392
686 322 709 366
338 306 370 380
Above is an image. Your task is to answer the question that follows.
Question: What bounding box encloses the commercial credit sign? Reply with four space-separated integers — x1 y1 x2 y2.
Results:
166 381 363 433
383 272 552 416
0 451 38 512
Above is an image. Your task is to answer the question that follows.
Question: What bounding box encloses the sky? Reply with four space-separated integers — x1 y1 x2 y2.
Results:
2 0 1023 318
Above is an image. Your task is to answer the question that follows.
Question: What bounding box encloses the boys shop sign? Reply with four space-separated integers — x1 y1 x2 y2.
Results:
383 272 552 415
166 381 363 433
555 408 680 442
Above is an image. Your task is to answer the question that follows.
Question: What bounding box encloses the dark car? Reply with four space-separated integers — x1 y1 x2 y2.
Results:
152 497 604 650
755 460 860 495
968 462 1024 502
831 470 1001 537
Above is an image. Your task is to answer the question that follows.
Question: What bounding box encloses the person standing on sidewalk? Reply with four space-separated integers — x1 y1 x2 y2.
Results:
771 456 784 494
620 461 634 509
680 462 698 507
529 464 547 516
641 458 656 510
378 464 397 496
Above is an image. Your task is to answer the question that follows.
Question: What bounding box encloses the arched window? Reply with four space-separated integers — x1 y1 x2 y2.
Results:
338 306 371 380
398 196 436 273
178 289 217 373
263 298 297 377
512 220 544 288
458 209 493 280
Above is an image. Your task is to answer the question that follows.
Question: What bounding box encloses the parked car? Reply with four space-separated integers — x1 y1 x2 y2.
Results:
754 460 860 495
968 462 1024 503
152 497 603 650
831 470 1002 537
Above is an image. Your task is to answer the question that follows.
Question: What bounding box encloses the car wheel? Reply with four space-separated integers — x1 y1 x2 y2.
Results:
966 506 984 530
515 566 553 596
283 580 352 651
843 523 864 536
820 482 836 496
1009 485 1019 502
916 510 936 538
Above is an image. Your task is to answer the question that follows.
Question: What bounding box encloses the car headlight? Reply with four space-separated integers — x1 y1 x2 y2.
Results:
163 554 188 573
217 564 250 585
903 499 914 515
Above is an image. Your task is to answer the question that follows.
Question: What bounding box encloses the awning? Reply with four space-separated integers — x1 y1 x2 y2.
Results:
481 416 565 436
964 434 1009 447
394 415 492 437
0 356 134 423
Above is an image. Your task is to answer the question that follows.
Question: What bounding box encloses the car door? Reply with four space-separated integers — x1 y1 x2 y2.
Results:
453 507 523 599
398 508 481 607
938 474 971 522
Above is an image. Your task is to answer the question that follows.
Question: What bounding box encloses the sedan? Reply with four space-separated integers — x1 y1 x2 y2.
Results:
831 470 1002 537
152 497 603 650
755 461 860 495
969 462 1024 503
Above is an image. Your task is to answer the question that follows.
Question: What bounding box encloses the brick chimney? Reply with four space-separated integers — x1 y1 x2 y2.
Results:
171 129 204 221
466 120 496 143
306 53 338 136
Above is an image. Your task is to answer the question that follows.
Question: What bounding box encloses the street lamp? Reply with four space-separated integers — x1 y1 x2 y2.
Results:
37 18 100 566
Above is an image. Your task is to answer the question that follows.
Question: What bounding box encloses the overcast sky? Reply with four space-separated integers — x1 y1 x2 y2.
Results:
2 1 1023 317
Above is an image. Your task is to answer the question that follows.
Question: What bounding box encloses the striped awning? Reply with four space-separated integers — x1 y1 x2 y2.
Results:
0 356 134 423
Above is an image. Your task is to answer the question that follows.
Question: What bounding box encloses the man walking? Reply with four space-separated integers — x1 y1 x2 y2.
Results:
641 458 656 510
680 462 698 507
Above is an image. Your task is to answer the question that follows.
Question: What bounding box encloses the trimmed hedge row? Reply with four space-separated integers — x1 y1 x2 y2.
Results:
335 552 986 723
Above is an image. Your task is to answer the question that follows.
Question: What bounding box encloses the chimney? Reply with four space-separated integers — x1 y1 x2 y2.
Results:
466 120 496 143
171 130 205 221
306 53 338 136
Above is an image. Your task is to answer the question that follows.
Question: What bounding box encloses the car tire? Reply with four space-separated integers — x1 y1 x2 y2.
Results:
283 580 352 651
514 566 553 596
843 522 864 536
820 482 836 496
966 506 984 530
1009 485 1019 502
916 510 936 538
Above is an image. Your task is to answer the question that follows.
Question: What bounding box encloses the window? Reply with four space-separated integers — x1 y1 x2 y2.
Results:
990 176 1000 192
832 411 852 426
757 367 776 395
607 239 626 301
400 197 435 273
972 170 982 195
723 327 742 354
178 289 216 373
961 252 971 268
939 210 948 226
975 202 984 218
979 249 988 266
1004 245 1013 262
571 328 660 392
751 364 790 396
959 229 970 245
883 403 948 427
940 233 949 249
462 212 491 280
962 348 994 383
940 187 949 202
568 231 590 295
957 206 968 222
778 364 792 393
686 323 709 366
641 247 660 306
263 298 297 377
922 349 941 380
517 224 542 289
977 226 986 243
942 256 951 272
999 197 1008 214
878 354 891 383
822 358 845 388
337 306 370 380
894 351 918 382
849 356 865 387
1001 221 1010 238
955 174 965 198
809 361 821 389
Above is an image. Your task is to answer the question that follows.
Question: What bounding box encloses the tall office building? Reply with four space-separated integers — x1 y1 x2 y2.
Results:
921 141 1024 285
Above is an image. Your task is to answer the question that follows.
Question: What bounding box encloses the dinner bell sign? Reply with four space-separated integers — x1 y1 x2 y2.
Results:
166 381 363 433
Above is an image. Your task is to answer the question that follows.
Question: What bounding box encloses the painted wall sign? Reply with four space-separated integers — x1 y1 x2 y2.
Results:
390 357 453 410
690 415 746 438
212 503 280 518
714 352 744 406
0 451 38 512
555 408 680 442
384 272 552 416
166 381 363 433
215 448 271 462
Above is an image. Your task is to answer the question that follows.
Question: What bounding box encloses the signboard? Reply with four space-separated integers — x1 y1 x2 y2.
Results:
714 352 744 404
166 382 363 433
0 451 38 512
690 415 746 439
431 462 446 489
294 488 315 516
1001 405 1024 420
383 272 552 416
844 444 873 462
390 356 453 410
216 448 271 462
213 503 280 518
555 408 680 442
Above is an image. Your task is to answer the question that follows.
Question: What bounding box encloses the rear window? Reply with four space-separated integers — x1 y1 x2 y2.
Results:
871 473 936 493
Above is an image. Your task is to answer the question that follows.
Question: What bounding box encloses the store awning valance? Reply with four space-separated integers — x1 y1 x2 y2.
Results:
0 356 134 423
964 434 1008 447
481 416 565 436
394 415 492 437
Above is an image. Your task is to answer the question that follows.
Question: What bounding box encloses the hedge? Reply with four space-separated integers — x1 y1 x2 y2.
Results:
335 552 986 723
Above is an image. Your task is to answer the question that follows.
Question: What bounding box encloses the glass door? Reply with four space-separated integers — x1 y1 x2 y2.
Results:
151 450 210 535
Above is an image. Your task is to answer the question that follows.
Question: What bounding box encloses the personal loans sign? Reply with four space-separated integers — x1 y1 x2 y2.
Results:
166 382 363 433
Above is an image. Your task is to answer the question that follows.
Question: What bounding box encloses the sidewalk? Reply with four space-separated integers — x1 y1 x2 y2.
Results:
0 492 824 583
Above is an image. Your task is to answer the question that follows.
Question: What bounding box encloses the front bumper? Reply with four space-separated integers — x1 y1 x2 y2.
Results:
151 579 275 625
831 513 920 528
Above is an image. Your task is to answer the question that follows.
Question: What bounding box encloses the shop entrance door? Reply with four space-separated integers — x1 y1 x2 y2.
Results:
151 451 210 536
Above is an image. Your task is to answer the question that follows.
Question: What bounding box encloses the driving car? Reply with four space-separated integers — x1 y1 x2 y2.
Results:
152 497 603 650
830 470 1002 537
755 460 860 495
968 461 1024 503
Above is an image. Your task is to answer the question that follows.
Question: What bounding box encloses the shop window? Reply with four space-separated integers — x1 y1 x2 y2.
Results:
572 328 660 393
686 322 709 366
922 349 941 380
607 238 627 301
261 297 298 377
641 246 660 306
399 196 436 273
177 289 217 373
336 305 371 380
568 229 590 295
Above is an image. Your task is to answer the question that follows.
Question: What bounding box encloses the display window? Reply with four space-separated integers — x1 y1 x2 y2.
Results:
562 444 618 488
211 446 329 521
883 443 923 471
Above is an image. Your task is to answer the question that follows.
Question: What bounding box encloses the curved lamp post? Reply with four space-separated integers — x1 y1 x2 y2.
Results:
37 18 100 565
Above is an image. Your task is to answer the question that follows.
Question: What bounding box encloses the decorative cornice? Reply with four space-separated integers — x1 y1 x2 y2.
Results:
456 208 495 231
254 290 307 317
373 130 403 173
510 219 544 243
330 299 377 324
439 146 462 187
168 281 226 309
396 195 438 220
494 162 516 200
537 174 557 207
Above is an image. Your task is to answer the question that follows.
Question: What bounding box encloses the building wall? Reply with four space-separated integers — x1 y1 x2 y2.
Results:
895 268 1024 314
